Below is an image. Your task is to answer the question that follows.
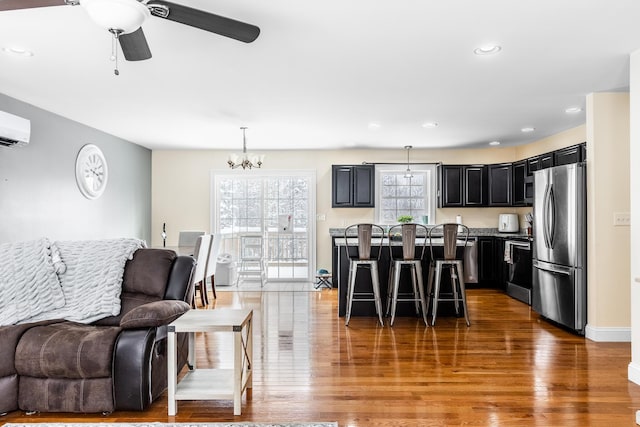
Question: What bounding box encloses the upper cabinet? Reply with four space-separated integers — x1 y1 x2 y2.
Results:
512 160 529 206
464 165 488 206
438 165 486 207
487 164 512 206
554 144 585 166
331 165 375 208
437 143 585 208
438 165 463 207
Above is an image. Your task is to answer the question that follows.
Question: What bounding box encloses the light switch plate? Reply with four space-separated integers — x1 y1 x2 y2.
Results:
613 212 630 226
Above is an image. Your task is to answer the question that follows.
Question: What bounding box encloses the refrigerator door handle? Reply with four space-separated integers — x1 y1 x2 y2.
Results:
533 260 571 275
542 183 552 248
548 185 556 248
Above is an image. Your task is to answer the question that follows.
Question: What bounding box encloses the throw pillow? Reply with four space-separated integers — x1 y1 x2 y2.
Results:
120 300 190 329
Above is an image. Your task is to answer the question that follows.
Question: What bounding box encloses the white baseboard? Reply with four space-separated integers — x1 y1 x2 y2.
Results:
584 324 631 342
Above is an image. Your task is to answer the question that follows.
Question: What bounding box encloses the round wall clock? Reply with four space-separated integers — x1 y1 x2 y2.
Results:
75 144 108 199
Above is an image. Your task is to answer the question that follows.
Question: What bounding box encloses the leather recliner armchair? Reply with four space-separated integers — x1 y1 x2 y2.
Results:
0 248 195 414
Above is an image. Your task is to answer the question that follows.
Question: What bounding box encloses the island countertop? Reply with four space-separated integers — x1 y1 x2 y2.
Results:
329 227 531 239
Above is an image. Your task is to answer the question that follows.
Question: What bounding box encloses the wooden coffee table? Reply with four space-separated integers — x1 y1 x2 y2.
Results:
167 308 253 415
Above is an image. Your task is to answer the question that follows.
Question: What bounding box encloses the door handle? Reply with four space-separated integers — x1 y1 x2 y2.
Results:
533 260 571 275
542 183 552 248
548 185 556 248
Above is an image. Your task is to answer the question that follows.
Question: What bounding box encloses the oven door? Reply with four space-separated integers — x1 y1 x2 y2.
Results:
505 241 532 305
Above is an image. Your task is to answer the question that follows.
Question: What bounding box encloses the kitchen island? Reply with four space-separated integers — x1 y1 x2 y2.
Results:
333 236 474 318
330 228 531 318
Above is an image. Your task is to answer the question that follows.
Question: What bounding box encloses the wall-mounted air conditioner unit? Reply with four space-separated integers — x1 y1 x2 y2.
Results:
0 110 31 147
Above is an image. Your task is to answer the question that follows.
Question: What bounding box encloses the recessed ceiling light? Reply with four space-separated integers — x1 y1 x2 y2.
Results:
2 47 34 57
474 45 502 56
368 122 381 130
565 107 583 113
521 127 535 133
422 122 439 128
489 141 501 146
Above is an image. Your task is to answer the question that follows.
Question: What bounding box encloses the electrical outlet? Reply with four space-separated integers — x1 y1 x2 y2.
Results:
613 212 630 226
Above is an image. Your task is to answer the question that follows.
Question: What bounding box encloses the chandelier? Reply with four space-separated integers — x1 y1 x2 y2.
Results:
228 127 264 169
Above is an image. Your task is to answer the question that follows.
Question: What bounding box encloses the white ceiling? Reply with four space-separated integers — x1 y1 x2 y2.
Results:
1 0 640 151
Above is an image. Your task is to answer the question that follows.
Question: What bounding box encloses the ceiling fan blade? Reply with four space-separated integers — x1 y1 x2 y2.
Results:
119 27 152 61
0 0 70 11
147 1 260 43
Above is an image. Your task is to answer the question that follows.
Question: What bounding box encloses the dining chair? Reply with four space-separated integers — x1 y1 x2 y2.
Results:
386 223 429 326
178 231 205 248
344 223 385 327
203 233 222 300
426 223 470 326
191 234 212 308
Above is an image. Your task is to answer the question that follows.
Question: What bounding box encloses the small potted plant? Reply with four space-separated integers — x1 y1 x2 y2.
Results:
397 215 413 224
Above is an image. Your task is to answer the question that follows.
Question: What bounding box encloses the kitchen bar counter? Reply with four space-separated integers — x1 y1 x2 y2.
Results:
333 238 474 318
329 227 531 239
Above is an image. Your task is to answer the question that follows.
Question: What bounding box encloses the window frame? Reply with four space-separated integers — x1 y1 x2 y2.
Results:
374 164 437 225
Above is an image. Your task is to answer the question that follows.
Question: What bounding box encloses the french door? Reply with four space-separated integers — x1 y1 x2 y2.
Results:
212 170 316 281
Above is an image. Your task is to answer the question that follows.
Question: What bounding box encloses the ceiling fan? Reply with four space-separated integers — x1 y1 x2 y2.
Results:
0 0 260 62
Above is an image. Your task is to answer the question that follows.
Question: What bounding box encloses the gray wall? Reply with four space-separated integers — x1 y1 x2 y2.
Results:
0 93 151 244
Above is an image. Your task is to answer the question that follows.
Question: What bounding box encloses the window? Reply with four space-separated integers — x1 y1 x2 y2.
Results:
212 171 316 281
375 164 436 225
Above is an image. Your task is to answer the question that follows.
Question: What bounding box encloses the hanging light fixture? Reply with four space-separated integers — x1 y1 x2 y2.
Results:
228 127 264 169
404 145 413 178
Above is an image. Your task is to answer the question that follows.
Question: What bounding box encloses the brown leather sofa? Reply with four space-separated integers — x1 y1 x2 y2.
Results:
0 248 195 414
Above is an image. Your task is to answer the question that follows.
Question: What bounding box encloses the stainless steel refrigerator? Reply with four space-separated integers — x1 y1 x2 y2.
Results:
532 162 587 334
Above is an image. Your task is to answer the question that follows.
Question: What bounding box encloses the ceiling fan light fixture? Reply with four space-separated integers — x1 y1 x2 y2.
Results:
80 0 150 34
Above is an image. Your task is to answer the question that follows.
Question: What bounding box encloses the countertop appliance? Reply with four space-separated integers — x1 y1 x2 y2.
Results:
504 238 532 304
532 163 586 334
498 213 519 232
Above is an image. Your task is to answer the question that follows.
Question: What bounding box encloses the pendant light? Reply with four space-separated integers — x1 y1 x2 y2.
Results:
404 145 413 178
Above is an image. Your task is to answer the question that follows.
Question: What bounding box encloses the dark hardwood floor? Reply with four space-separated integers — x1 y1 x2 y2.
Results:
3 287 640 426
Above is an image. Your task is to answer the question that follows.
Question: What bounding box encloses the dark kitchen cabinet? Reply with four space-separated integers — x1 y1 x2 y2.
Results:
527 156 540 174
512 160 529 206
464 165 487 206
438 165 464 207
331 165 375 208
477 237 496 285
528 153 553 173
540 153 554 169
438 165 486 207
488 164 512 206
554 144 584 166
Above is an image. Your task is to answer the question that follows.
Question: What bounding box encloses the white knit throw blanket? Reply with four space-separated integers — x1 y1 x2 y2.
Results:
27 238 146 324
0 238 66 326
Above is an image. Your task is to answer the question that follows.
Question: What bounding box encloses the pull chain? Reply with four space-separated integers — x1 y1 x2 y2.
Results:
109 29 122 76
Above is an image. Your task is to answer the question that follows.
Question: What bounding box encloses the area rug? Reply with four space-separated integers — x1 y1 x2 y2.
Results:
3 423 337 427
